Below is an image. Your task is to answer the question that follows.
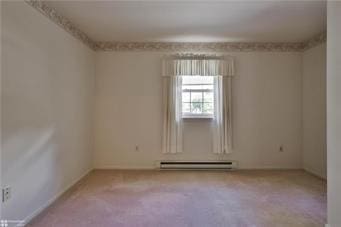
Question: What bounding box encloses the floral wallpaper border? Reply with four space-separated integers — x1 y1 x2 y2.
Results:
25 0 326 52
97 31 326 52
25 0 98 50
96 41 305 52
302 31 327 51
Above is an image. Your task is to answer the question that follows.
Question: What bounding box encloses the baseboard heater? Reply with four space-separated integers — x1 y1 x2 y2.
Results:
159 161 237 170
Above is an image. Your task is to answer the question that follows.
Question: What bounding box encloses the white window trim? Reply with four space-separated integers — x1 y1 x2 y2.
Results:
182 114 213 119
182 89 213 92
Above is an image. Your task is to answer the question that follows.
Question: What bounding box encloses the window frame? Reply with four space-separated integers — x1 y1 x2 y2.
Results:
181 77 215 119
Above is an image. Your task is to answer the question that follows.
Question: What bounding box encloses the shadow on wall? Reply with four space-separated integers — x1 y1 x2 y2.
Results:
1 126 63 220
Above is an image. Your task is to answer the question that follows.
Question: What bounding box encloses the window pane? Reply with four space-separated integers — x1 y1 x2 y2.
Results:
203 92 214 102
182 92 190 102
191 102 202 114
181 76 215 117
182 103 190 113
191 92 202 102
203 103 213 114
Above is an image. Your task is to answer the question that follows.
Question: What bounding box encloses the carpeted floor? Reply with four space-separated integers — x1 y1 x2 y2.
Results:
28 170 326 227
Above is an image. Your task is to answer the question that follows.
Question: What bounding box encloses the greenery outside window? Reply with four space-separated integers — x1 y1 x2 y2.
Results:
181 76 214 118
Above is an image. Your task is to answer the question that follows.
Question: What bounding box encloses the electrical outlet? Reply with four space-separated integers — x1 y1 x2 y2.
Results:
2 186 11 202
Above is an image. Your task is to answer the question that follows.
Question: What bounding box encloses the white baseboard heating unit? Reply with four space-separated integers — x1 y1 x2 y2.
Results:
159 161 237 170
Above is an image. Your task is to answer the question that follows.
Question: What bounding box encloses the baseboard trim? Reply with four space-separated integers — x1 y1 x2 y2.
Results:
95 165 156 170
95 164 302 171
304 168 326 180
22 168 93 226
237 166 302 170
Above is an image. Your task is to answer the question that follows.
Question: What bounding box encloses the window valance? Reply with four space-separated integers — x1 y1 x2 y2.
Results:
162 55 234 77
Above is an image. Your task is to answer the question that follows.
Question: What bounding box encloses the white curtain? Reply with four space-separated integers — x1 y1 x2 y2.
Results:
212 76 233 154
163 57 234 77
162 55 234 154
162 76 183 153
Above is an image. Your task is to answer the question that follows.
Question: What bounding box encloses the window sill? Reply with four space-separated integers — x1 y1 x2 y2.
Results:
182 115 213 119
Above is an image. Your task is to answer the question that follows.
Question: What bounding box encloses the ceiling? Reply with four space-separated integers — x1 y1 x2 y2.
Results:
47 1 326 43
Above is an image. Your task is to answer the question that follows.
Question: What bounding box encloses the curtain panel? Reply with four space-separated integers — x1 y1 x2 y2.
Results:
212 76 233 154
162 76 183 153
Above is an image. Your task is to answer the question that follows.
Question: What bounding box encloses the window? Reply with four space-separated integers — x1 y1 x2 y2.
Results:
182 76 214 118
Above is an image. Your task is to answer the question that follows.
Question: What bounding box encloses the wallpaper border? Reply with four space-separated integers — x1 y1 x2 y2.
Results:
95 41 305 52
302 32 327 51
25 0 326 52
25 0 98 51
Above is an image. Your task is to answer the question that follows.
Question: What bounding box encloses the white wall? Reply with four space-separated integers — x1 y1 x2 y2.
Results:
0 1 2 219
327 2 341 226
302 44 327 179
1 2 95 222
94 51 303 169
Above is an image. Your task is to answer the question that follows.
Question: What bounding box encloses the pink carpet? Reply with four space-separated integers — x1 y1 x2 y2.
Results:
28 170 326 227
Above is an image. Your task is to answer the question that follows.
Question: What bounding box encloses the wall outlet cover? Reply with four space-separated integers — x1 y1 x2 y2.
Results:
2 186 11 202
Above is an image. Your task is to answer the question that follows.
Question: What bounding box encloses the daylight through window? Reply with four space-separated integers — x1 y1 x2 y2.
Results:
182 76 214 118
